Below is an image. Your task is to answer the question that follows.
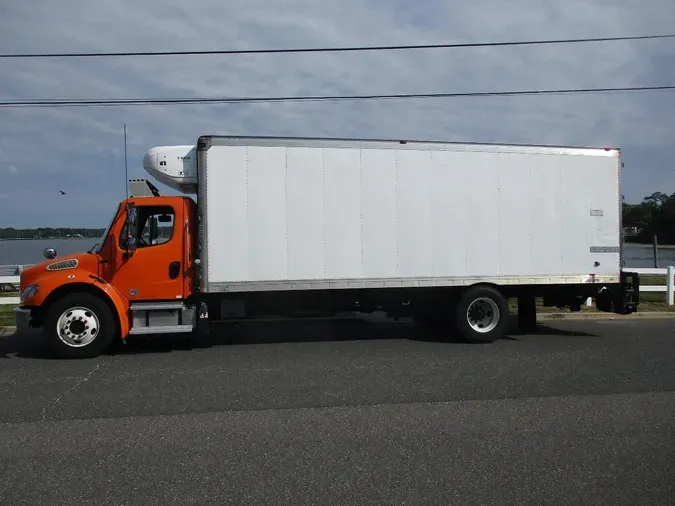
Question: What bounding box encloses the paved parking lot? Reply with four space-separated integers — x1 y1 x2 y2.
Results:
1 316 674 505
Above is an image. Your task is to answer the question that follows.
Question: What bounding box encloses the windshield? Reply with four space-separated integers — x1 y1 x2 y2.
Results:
92 203 121 254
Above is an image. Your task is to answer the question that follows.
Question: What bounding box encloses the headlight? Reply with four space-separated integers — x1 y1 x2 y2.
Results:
21 284 39 298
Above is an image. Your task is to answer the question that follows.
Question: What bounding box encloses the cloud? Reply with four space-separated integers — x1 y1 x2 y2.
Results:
0 0 674 227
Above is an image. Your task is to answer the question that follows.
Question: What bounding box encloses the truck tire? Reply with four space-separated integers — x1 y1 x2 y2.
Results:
44 292 117 358
455 285 509 343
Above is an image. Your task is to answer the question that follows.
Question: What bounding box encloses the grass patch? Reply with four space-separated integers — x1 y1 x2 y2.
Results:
0 305 14 327
0 292 19 326
639 275 666 285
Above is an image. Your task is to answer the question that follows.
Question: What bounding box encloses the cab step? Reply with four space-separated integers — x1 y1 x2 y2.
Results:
129 301 197 335
129 325 194 335
131 302 185 311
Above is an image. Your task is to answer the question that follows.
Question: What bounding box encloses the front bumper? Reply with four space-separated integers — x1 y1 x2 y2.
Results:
13 306 32 333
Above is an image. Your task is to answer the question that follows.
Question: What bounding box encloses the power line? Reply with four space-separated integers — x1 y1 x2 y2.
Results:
1 34 674 59
1 85 673 109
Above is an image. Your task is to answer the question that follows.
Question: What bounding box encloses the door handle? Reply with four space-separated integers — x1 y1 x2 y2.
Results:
169 261 181 279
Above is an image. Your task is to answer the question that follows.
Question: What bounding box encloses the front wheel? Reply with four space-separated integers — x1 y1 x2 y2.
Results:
455 285 509 343
44 293 117 358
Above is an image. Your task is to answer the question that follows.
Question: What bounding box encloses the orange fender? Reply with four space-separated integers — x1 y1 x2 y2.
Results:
91 278 131 339
25 272 131 340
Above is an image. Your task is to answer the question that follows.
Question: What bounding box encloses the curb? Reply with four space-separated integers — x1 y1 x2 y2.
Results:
537 311 675 321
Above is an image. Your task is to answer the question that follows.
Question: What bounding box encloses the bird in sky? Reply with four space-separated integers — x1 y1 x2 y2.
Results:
59 190 67 195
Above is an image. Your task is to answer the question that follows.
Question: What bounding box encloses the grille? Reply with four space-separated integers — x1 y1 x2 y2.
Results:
46 258 79 271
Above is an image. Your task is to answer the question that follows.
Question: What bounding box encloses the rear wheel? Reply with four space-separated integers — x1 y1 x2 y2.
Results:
44 293 117 358
455 285 509 343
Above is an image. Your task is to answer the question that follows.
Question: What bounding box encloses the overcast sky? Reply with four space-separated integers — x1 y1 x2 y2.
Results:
0 0 673 228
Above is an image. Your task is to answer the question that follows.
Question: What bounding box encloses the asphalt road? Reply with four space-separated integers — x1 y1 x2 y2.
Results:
1 316 674 505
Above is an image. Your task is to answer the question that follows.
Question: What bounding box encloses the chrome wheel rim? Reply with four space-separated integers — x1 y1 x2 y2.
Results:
56 306 100 347
466 297 500 333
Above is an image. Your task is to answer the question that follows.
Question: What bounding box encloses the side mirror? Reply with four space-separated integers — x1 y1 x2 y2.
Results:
126 236 138 252
43 248 57 259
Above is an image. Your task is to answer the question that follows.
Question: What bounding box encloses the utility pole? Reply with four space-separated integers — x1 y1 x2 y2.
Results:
124 124 129 199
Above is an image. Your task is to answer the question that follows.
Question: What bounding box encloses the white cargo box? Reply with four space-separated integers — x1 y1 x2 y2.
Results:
196 137 621 293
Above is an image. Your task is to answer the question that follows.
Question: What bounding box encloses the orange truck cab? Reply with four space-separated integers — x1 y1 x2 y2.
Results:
14 179 200 357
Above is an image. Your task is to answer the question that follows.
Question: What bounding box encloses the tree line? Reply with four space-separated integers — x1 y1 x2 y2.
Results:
0 226 170 240
0 228 105 240
623 192 675 244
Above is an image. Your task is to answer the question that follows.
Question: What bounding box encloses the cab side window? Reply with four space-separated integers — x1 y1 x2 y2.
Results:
119 205 175 249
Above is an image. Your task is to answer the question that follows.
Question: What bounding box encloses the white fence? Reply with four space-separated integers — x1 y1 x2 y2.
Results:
1 264 673 307
0 264 26 306
577 266 675 307
629 266 675 305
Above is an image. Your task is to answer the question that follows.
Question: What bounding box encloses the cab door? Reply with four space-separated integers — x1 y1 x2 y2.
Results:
182 197 198 298
103 199 186 301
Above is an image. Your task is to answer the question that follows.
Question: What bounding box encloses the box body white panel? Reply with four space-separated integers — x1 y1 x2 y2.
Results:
199 138 621 292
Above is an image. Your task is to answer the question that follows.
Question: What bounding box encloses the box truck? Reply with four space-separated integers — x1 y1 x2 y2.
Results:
14 136 639 357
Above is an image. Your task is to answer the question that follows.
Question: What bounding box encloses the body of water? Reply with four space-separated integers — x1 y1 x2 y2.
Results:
0 238 96 272
1 238 674 272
